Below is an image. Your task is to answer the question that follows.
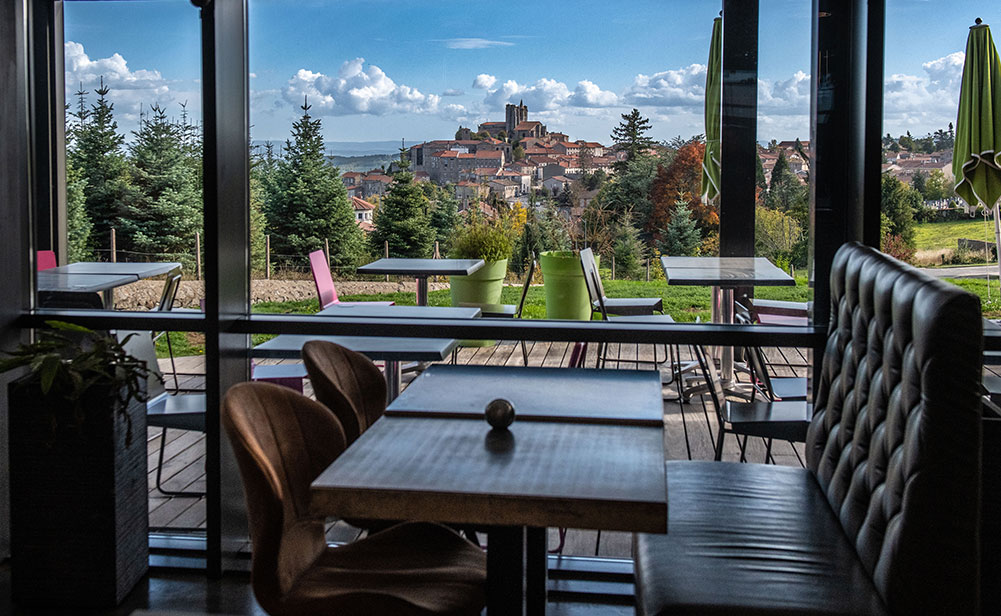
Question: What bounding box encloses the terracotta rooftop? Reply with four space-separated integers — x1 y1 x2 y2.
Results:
350 196 375 211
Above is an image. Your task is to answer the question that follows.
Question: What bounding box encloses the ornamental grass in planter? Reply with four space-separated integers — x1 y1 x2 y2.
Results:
0 322 154 607
450 214 514 346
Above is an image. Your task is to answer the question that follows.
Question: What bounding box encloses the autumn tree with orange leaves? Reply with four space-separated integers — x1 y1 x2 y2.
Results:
647 140 718 242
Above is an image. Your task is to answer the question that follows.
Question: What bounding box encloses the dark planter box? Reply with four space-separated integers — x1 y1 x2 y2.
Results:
8 380 149 607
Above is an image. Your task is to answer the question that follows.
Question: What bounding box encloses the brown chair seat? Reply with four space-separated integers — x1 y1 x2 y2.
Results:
288 522 486 616
634 461 889 616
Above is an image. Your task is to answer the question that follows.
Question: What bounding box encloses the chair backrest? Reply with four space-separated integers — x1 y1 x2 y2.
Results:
515 255 536 319
692 345 727 428
309 249 338 308
579 248 606 320
118 330 167 400
156 273 182 312
221 382 347 613
302 340 386 445
807 242 982 614
36 250 57 271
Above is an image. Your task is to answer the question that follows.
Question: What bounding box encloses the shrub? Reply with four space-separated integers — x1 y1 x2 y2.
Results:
450 217 513 262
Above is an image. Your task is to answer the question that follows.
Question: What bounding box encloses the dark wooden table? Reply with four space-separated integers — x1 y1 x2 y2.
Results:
387 364 664 426
253 335 458 401
357 258 484 305
311 416 667 615
317 304 481 319
52 261 181 278
661 256 794 384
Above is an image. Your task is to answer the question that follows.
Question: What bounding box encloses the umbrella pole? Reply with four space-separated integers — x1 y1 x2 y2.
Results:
994 203 1001 299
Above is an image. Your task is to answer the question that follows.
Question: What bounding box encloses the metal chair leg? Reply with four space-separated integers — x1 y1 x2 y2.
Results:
520 340 529 366
154 427 205 498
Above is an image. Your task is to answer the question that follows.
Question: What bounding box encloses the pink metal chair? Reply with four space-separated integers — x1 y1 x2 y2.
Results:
309 249 393 309
36 250 57 271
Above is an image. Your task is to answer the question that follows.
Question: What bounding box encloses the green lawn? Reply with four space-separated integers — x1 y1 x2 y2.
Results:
914 218 996 251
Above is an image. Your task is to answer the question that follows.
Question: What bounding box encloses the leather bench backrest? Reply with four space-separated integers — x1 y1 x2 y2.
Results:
807 242 982 614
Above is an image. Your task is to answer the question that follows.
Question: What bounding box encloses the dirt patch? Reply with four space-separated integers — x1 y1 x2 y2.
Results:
113 278 449 311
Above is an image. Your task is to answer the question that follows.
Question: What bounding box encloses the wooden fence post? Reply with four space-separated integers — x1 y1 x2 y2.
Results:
324 238 331 270
195 231 202 280
611 255 615 280
646 258 650 281
265 234 271 280
384 241 389 282
110 228 117 263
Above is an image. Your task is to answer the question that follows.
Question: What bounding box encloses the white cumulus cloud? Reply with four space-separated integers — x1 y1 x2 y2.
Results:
884 51 964 134
472 74 497 89
624 64 707 107
483 77 571 111
283 58 440 116
757 70 810 116
569 80 619 107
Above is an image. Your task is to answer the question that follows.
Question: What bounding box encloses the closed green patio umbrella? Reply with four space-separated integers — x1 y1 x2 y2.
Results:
700 15 722 205
954 19 1001 211
954 19 1001 286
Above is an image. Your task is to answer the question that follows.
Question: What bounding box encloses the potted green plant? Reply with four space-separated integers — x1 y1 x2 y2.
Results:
540 250 598 320
449 214 514 346
0 321 154 608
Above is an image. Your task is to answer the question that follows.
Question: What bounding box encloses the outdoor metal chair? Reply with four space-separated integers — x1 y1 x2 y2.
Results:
221 382 486 616
120 329 207 498
694 344 810 463
36 250 57 271
309 249 393 309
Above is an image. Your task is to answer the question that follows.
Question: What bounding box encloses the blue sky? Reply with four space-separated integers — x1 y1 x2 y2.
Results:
63 0 998 148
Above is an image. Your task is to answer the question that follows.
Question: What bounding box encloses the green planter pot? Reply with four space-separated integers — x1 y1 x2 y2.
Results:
450 258 508 346
540 251 597 320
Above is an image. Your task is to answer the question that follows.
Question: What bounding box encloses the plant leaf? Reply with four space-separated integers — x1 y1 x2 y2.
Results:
38 354 63 394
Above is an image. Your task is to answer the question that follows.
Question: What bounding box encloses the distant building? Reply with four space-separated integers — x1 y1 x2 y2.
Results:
351 196 375 224
361 174 393 198
477 121 507 139
488 178 519 200
543 175 571 195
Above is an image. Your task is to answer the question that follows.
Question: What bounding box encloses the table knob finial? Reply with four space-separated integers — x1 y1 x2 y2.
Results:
485 398 515 429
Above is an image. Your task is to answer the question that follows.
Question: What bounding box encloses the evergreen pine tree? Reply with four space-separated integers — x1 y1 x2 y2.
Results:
764 150 807 218
610 108 655 172
120 103 202 264
755 153 767 191
612 210 646 279
425 182 459 254
70 78 131 253
369 152 434 258
660 202 701 256
65 159 92 262
267 99 363 267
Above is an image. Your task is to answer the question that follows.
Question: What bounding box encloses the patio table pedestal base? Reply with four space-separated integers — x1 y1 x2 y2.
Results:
486 526 548 615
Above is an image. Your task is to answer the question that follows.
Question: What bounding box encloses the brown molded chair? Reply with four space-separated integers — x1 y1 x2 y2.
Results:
221 382 486 616
302 340 386 446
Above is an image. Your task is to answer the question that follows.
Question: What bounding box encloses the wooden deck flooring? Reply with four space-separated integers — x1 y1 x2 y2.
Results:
148 341 812 558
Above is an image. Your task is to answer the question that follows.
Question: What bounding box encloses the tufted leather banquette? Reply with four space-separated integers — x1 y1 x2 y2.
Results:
634 242 983 615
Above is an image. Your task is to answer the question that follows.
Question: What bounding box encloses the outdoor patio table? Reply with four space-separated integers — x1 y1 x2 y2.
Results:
661 256 794 385
38 261 182 309
387 364 664 426
357 258 484 305
252 304 480 401
37 271 139 309
310 416 667 615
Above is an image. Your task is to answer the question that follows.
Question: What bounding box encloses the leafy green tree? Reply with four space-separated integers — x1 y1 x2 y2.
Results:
65 159 92 262
512 203 570 275
119 104 202 263
613 210 645 279
765 150 809 229
755 206 802 262
369 155 434 258
610 108 655 172
513 145 525 161
880 172 919 247
70 79 132 253
595 154 660 231
755 153 767 191
924 169 951 201
911 170 927 198
267 100 363 267
659 202 701 257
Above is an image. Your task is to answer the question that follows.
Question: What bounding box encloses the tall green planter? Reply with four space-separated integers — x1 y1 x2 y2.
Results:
451 259 508 346
540 251 597 320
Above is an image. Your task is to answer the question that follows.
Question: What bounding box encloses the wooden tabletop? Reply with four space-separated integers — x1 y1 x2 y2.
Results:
318 304 481 319
358 258 485 277
386 364 664 426
311 416 667 533
252 334 457 361
52 261 181 279
660 256 794 286
37 271 138 293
